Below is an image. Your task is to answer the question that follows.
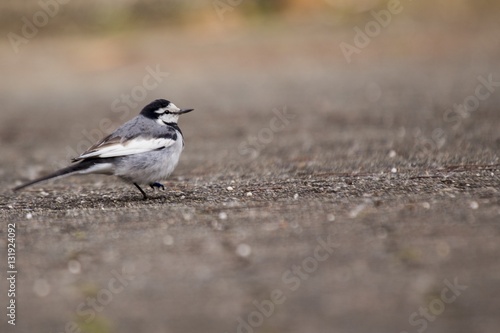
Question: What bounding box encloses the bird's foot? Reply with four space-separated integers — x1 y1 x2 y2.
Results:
150 182 165 191
133 183 148 200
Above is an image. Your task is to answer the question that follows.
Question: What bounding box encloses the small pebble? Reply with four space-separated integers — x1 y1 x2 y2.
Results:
391 167 397 173
327 214 335 222
68 260 81 274
469 201 479 210
163 235 174 246
246 192 253 197
227 186 234 191
389 150 397 158
349 204 366 218
293 193 299 200
26 212 33 220
219 212 228 220
436 241 450 258
211 220 223 231
236 243 251 257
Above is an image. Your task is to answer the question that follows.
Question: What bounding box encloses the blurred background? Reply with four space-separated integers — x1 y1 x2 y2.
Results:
1 0 499 170
1 1 500 333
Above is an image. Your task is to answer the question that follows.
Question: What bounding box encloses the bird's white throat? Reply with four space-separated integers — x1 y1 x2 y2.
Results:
157 113 180 125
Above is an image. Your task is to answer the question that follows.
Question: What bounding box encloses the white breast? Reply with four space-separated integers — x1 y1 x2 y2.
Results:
114 131 185 184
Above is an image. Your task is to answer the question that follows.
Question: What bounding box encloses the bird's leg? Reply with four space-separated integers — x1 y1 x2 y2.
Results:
150 182 165 191
133 183 148 200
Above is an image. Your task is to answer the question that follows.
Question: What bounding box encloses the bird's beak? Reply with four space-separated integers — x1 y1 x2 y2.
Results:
177 108 194 114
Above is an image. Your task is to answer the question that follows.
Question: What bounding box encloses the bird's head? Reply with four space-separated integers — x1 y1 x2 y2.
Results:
140 99 194 125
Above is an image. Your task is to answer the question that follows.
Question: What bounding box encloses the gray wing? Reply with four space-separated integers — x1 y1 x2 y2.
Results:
72 116 178 161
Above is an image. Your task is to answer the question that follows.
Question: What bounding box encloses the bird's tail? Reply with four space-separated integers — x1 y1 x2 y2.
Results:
13 160 97 192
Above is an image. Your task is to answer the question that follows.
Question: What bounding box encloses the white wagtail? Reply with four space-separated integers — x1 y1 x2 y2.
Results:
13 99 194 199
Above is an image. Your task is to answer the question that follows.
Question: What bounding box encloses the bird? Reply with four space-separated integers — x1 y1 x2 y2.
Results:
13 99 194 199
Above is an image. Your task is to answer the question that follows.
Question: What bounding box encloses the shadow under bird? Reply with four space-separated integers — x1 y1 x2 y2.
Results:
13 99 194 199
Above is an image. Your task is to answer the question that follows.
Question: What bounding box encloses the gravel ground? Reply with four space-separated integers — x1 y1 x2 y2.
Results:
0 21 500 333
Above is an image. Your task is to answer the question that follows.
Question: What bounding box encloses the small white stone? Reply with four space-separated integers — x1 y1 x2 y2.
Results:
227 186 234 191
391 167 397 173
163 235 174 246
436 241 450 258
219 212 228 220
349 204 366 218
8 205 13 209
293 193 299 200
388 150 397 158
182 211 192 221
246 192 253 197
68 260 81 274
236 243 251 257
469 201 479 210
421 202 431 209
26 212 33 219
327 214 335 222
